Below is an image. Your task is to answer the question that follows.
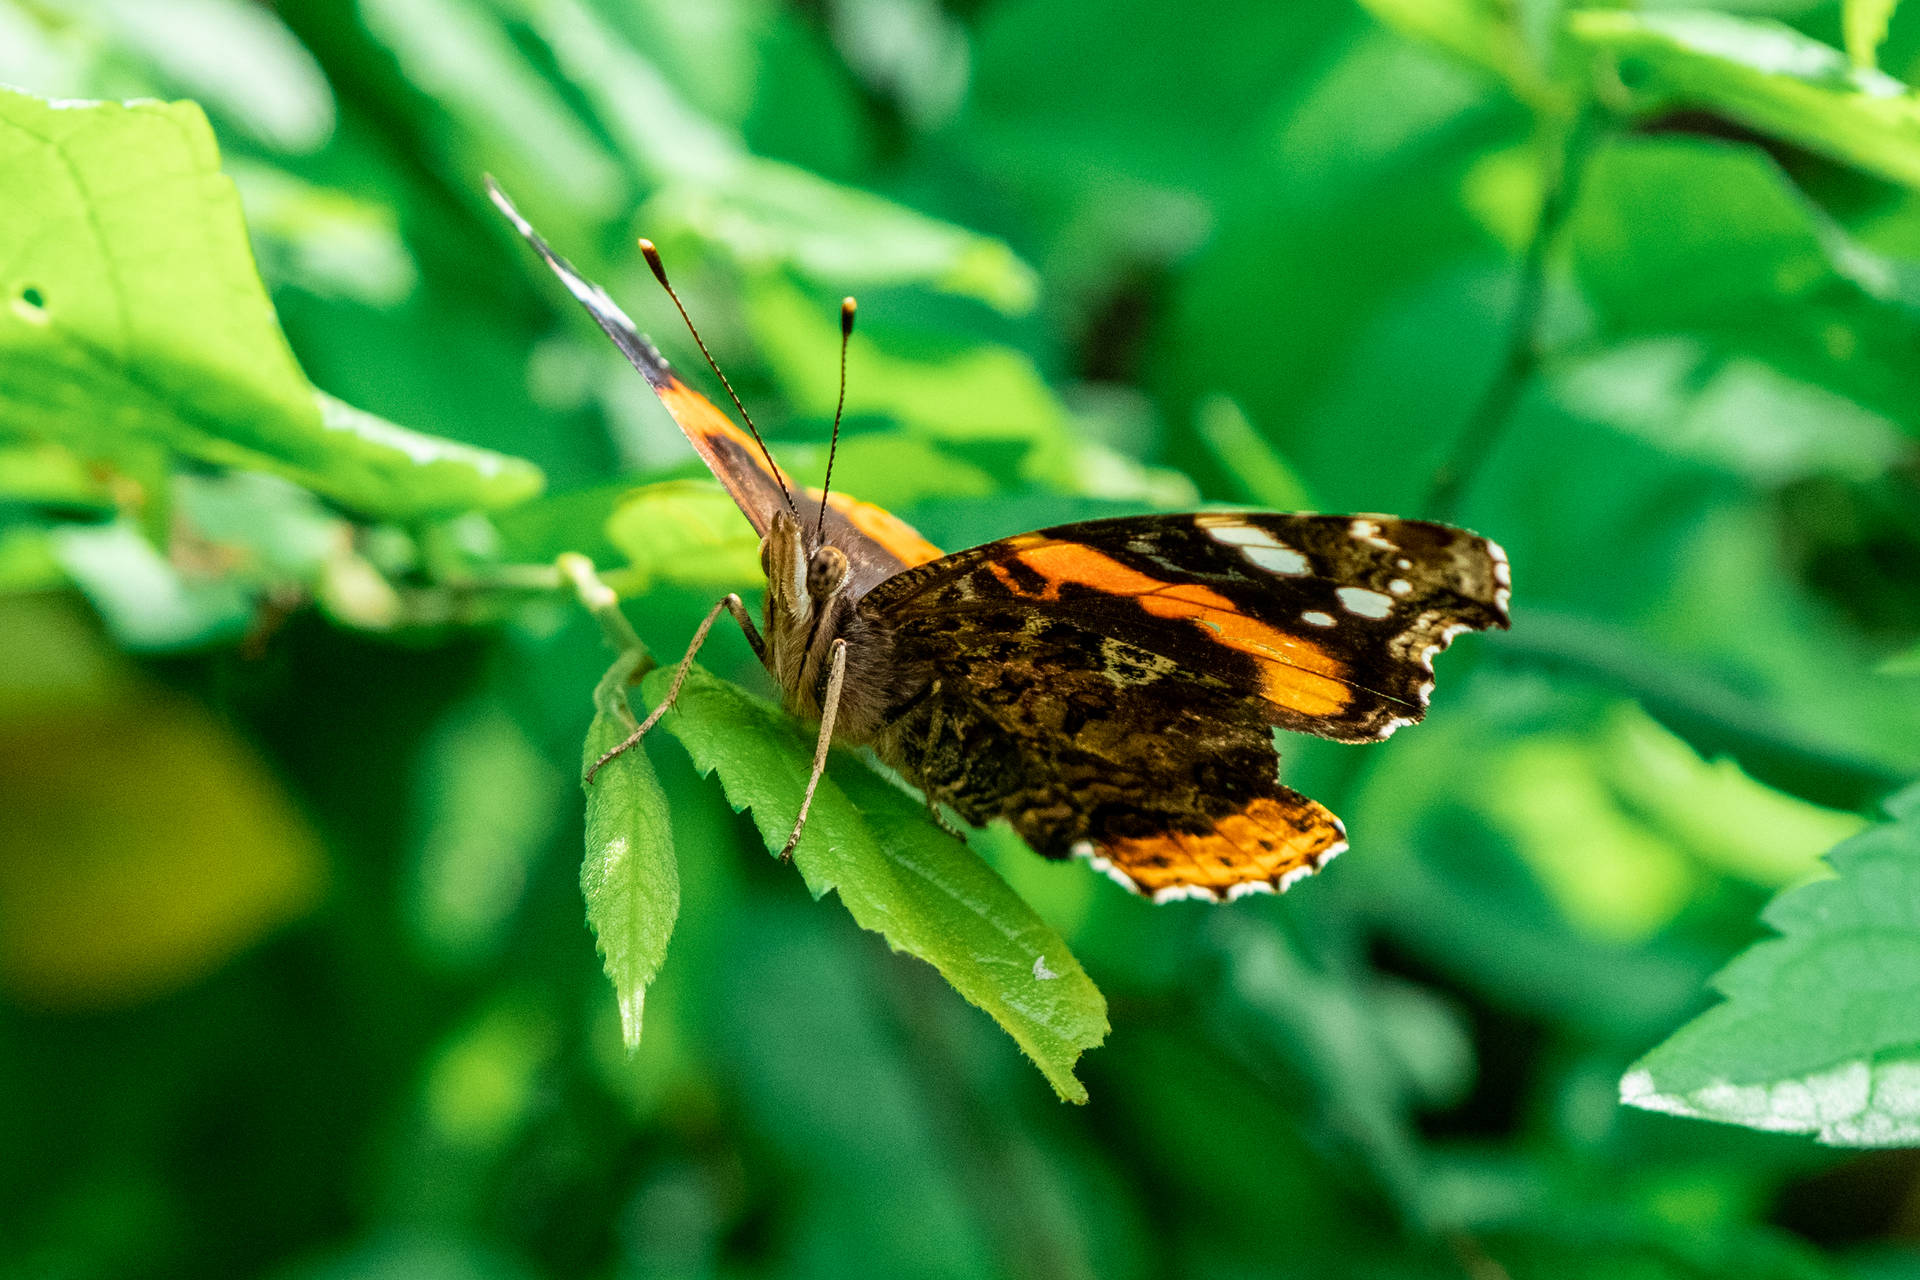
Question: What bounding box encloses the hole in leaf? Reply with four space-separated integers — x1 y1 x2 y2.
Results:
12 285 48 325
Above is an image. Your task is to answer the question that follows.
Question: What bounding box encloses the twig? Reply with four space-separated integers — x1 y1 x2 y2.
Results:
1425 107 1601 524
558 552 656 731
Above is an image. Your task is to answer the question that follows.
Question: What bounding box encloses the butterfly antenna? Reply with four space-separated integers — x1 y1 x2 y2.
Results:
816 296 856 542
637 239 797 519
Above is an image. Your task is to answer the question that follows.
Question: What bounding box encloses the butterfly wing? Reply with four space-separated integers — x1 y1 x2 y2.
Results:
488 179 941 594
861 512 1510 900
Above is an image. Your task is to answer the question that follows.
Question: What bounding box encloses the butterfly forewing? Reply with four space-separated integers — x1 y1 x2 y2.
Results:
488 179 937 595
863 512 1510 742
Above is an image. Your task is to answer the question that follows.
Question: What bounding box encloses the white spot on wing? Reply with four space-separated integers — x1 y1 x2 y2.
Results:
1336 586 1393 618
1387 578 1412 595
1032 955 1059 980
1395 557 1412 570
1204 522 1280 549
1301 610 1335 627
1349 518 1397 551
1245 545 1309 575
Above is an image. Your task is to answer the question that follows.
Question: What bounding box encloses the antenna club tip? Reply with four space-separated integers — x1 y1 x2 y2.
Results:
637 238 669 287
840 296 857 334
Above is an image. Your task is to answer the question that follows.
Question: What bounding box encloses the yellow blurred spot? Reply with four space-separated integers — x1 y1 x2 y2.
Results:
1488 736 1698 943
1485 706 1864 942
1459 142 1544 254
0 683 326 1009
1604 708 1861 888
423 998 556 1148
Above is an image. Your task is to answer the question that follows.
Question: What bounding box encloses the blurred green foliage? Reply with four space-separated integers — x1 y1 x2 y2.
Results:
3 0 1920 1277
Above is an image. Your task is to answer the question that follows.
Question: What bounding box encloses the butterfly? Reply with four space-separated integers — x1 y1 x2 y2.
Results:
488 179 1511 903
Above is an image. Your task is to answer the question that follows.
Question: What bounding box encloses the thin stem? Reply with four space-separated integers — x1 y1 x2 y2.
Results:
1424 107 1601 524
558 552 656 731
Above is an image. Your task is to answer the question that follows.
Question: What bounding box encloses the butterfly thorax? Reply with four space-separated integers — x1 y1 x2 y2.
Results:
758 510 918 741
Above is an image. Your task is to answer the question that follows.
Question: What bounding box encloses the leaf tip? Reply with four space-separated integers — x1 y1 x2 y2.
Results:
618 987 645 1051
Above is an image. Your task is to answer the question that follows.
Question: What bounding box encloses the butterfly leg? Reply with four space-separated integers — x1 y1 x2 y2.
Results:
780 637 847 860
586 593 761 784
923 795 967 841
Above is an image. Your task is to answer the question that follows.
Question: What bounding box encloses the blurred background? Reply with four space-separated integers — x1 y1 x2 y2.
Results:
4 0 1920 1277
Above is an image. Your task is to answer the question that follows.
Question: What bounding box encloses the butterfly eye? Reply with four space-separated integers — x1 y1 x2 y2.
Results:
758 536 771 577
807 545 849 598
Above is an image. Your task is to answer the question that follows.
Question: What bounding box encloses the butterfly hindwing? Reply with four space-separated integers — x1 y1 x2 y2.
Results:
858 512 1509 899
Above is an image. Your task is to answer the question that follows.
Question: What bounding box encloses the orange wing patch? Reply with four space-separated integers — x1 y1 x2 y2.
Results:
655 376 943 573
1081 793 1347 902
652 375 799 538
817 489 943 569
1002 541 1352 718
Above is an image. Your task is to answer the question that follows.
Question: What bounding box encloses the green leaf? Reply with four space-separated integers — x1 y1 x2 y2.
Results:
579 707 678 1050
1621 783 1920 1146
501 0 1038 313
1355 0 1558 108
49 519 254 651
644 665 1108 1101
604 480 762 592
0 88 544 519
1565 135 1920 439
1569 10 1920 190
73 0 336 154
1845 0 1902 71
356 0 625 223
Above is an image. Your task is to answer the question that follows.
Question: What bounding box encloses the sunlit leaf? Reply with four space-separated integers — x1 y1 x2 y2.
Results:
74 0 336 153
1565 134 1920 441
1845 0 1903 71
1549 342 1908 486
50 520 254 650
1622 783 1920 1146
604 480 762 592
503 0 1038 313
645 665 1108 1101
357 0 625 222
580 705 678 1049
0 89 545 518
1571 11 1920 190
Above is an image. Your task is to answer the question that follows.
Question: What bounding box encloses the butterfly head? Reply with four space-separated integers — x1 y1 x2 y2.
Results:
759 508 853 703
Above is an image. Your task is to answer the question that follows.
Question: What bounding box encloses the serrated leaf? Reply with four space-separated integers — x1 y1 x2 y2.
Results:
1621 783 1920 1146
644 665 1108 1102
1570 11 1920 190
0 88 544 519
580 708 677 1049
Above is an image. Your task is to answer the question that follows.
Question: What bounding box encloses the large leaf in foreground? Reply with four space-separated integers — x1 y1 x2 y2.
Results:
0 88 542 518
580 707 677 1049
644 666 1108 1102
1621 783 1920 1145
